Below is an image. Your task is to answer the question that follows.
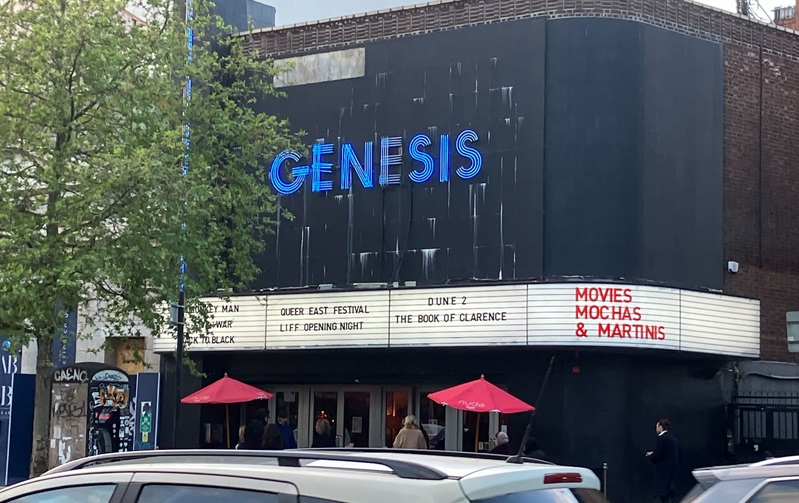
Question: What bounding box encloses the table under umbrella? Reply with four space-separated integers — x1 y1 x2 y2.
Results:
181 373 273 448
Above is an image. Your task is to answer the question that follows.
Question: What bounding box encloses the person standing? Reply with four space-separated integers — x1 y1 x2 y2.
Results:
646 418 680 503
490 431 510 455
276 409 297 449
393 415 428 449
262 423 285 450
242 407 269 450
312 418 335 448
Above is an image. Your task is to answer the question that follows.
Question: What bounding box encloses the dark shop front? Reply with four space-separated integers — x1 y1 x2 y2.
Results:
155 3 785 502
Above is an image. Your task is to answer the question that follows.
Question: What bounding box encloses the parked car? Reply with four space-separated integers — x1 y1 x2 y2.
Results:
0 449 608 503
681 455 799 503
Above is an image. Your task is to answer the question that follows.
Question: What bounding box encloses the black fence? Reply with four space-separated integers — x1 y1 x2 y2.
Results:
732 391 799 462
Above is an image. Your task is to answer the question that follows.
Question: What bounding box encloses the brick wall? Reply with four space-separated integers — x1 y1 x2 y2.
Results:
242 0 799 60
724 43 799 363
246 0 799 362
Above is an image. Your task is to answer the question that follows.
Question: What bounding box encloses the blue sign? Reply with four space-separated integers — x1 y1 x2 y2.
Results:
52 303 77 369
133 372 160 450
0 336 21 484
270 129 483 196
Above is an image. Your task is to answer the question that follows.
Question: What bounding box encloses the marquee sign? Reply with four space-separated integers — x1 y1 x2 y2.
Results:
269 129 482 195
152 283 760 358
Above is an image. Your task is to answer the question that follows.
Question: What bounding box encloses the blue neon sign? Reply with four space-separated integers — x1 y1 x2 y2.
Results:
269 129 483 196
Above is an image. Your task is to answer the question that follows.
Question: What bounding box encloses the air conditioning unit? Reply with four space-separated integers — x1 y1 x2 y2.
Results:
787 312 799 353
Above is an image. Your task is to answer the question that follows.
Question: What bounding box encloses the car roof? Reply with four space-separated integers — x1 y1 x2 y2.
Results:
692 456 799 489
28 449 601 502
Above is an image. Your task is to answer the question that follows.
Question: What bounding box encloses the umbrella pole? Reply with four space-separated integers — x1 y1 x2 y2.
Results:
226 403 231 449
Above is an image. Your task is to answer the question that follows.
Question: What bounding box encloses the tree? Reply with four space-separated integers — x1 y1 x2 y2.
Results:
0 0 296 476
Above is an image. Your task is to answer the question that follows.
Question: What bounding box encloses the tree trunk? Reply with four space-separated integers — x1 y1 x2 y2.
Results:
29 332 53 478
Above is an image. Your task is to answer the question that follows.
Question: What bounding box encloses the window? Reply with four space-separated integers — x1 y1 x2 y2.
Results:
8 485 116 503
136 485 280 503
474 488 607 503
748 479 799 503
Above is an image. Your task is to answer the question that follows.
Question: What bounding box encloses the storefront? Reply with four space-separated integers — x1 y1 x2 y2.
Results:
155 282 759 452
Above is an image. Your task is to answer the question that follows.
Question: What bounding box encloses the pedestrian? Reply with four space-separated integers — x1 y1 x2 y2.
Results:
393 415 428 449
242 407 269 450
235 425 246 450
312 418 335 448
276 408 297 449
262 423 285 450
646 418 680 503
490 431 510 455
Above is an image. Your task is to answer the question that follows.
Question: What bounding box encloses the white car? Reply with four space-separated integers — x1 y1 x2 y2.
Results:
681 455 799 503
1 449 607 503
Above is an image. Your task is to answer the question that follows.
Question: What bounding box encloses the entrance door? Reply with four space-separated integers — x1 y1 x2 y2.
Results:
310 387 378 447
270 389 309 448
384 388 410 447
417 389 447 450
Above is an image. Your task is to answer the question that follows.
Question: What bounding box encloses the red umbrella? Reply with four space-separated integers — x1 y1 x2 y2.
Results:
428 375 533 452
182 373 273 448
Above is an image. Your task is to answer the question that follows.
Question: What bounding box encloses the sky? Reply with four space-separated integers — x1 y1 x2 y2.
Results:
266 0 787 26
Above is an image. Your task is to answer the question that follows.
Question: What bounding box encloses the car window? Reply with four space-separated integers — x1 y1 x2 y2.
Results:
136 485 281 503
6 485 116 503
473 488 606 503
747 479 799 503
679 479 762 503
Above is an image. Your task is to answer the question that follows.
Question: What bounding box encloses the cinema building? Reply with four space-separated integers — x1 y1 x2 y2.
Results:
156 1 799 501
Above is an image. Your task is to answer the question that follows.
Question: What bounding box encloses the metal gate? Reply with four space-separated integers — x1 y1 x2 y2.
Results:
732 391 799 461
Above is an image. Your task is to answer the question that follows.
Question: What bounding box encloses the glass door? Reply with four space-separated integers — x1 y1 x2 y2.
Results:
417 389 446 450
310 387 380 447
383 389 409 447
311 390 339 447
342 391 370 447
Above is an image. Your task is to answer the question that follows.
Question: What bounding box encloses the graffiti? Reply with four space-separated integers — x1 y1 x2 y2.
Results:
49 384 86 469
53 367 88 383
92 385 129 408
52 387 86 419
49 367 134 470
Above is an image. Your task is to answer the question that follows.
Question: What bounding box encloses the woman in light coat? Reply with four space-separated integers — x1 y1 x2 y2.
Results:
393 415 428 449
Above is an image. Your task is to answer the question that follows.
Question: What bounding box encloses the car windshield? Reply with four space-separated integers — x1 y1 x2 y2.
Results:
473 488 607 503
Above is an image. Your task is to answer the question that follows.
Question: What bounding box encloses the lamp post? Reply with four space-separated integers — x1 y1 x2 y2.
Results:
172 0 194 449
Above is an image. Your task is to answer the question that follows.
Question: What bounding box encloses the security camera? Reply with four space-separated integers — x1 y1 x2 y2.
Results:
727 261 739 274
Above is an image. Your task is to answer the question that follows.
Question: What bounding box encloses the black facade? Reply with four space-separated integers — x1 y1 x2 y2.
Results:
255 17 723 291
165 14 734 503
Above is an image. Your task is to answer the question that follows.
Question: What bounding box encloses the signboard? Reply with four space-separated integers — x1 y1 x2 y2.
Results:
153 283 761 358
269 129 483 195
52 304 77 369
679 290 760 357
528 284 680 351
389 285 527 346
133 372 160 450
0 336 20 484
265 291 390 349
152 296 267 352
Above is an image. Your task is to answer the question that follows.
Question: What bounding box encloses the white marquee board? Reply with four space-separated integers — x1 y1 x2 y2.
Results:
153 284 760 358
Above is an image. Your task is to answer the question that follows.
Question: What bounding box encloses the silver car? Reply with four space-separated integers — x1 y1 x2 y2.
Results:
0 449 608 503
682 455 799 503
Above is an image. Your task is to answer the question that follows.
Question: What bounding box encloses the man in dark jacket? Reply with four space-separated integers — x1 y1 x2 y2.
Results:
276 409 297 449
646 418 680 503
242 407 269 449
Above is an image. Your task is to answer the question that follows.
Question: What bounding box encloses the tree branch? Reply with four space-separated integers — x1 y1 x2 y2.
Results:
0 79 48 102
